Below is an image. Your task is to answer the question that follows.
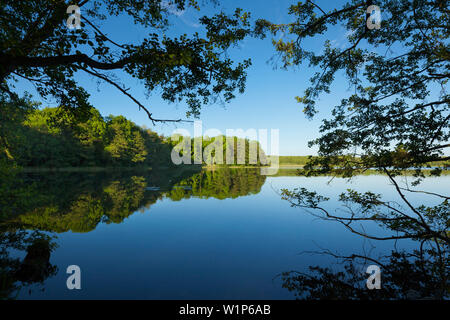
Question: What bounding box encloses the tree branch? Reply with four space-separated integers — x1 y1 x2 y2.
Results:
81 67 192 124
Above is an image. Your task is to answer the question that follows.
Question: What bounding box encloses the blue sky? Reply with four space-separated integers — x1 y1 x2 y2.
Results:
15 0 374 155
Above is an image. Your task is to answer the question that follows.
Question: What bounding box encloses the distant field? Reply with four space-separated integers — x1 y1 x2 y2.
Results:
268 156 311 166
271 168 450 177
268 156 450 168
429 160 450 167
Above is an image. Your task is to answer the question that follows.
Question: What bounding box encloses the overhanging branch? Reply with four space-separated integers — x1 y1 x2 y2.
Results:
81 67 192 124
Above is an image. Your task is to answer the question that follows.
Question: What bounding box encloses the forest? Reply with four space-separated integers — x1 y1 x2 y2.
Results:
1 97 268 168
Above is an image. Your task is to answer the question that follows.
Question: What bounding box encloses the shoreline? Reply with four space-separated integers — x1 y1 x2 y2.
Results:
18 165 450 176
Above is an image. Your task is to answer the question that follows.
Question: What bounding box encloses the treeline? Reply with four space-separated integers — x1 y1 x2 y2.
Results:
273 156 312 166
166 134 269 166
4 106 172 168
1 104 269 168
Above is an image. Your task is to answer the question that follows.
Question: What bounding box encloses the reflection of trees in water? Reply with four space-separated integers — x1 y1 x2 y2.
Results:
10 175 156 233
281 182 449 299
0 167 266 299
167 168 266 201
0 231 57 300
281 248 449 300
2 168 266 233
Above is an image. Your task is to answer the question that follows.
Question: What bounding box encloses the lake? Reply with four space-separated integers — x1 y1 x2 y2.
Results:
1 167 448 299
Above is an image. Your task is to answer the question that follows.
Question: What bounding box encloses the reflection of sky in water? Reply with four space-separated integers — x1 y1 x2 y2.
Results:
14 174 450 299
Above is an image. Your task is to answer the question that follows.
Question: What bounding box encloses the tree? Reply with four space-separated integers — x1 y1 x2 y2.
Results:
76 107 107 165
257 0 449 296
256 0 448 172
167 134 269 165
130 131 148 163
1 103 179 168
20 107 85 167
0 93 37 161
0 0 252 123
104 115 150 165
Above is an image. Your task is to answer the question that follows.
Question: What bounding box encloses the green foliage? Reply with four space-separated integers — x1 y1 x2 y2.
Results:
4 103 272 168
168 134 270 165
0 0 252 122
104 116 149 165
6 106 175 168
265 0 449 256
257 0 449 177
0 93 38 162
0 94 41 218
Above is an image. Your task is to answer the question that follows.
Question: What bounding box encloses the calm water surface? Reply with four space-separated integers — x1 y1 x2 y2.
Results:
1 168 448 299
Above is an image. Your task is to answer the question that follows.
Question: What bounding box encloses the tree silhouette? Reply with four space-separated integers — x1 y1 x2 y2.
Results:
0 0 251 123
